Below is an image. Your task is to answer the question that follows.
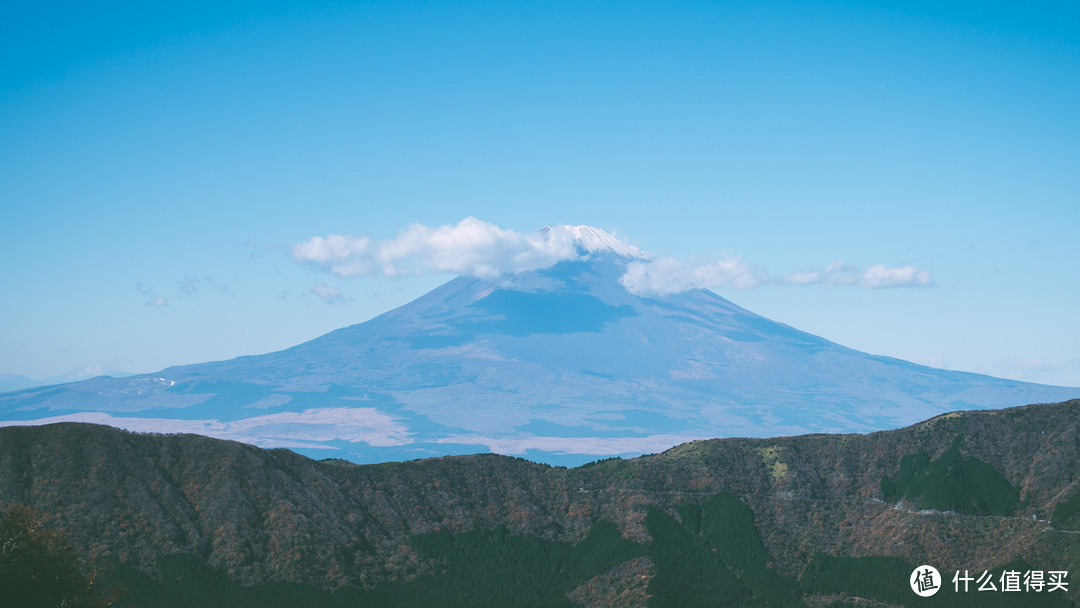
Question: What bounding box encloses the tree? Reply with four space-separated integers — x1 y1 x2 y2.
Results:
0 503 123 607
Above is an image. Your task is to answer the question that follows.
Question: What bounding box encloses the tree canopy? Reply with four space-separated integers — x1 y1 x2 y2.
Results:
0 503 122 608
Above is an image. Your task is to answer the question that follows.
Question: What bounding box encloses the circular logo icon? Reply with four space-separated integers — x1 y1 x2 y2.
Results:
910 565 941 597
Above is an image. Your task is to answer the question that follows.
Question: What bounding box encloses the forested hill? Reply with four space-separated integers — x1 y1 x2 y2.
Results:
3 400 1080 607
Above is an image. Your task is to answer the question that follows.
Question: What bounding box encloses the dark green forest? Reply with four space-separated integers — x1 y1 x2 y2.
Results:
101 490 1079 607
3 400 1080 607
0 504 123 608
880 436 1021 515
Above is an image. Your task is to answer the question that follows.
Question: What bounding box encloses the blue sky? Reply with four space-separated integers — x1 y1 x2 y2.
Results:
2 1 1078 386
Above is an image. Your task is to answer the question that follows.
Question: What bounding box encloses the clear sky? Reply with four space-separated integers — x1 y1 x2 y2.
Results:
2 1 1078 387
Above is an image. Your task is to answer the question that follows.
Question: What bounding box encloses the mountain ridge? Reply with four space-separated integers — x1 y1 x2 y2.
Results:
2 399 1079 606
1 231 1077 464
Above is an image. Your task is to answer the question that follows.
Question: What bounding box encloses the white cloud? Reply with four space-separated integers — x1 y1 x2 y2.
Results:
859 264 933 288
783 271 821 285
292 217 585 279
782 260 932 288
292 234 374 276
625 256 932 296
311 283 349 305
0 407 412 448
145 296 168 307
292 218 932 296
619 256 763 296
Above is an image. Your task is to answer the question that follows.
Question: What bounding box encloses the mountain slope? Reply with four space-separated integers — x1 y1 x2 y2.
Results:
1 400 1080 606
1 226 1076 464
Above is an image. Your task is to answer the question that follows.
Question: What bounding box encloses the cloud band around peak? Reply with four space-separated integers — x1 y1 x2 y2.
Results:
291 218 933 295
292 217 589 280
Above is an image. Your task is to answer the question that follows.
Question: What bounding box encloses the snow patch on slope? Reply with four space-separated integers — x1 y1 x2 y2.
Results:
539 224 644 258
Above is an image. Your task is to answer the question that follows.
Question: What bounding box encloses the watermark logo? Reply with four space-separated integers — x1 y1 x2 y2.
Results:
910 565 941 597
952 569 1068 593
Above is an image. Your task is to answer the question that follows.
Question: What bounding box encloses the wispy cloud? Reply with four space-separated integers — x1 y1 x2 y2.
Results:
293 218 933 296
620 257 931 295
137 282 168 307
179 275 232 297
179 277 199 295
311 283 350 305
139 277 232 307
782 260 932 288
292 217 585 279
619 256 763 296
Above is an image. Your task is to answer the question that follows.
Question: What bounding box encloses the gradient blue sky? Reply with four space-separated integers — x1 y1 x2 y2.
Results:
2 1 1078 386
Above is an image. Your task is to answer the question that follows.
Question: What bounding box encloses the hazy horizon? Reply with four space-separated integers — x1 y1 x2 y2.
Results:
3 2 1078 386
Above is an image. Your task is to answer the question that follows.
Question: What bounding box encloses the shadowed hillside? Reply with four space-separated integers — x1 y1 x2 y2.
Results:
2 399 1080 606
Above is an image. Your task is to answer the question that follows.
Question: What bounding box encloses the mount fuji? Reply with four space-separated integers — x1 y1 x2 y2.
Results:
2 226 1077 465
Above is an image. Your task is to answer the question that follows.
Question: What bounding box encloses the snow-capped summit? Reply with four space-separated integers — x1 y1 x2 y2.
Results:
539 224 644 259
2 250 1077 466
